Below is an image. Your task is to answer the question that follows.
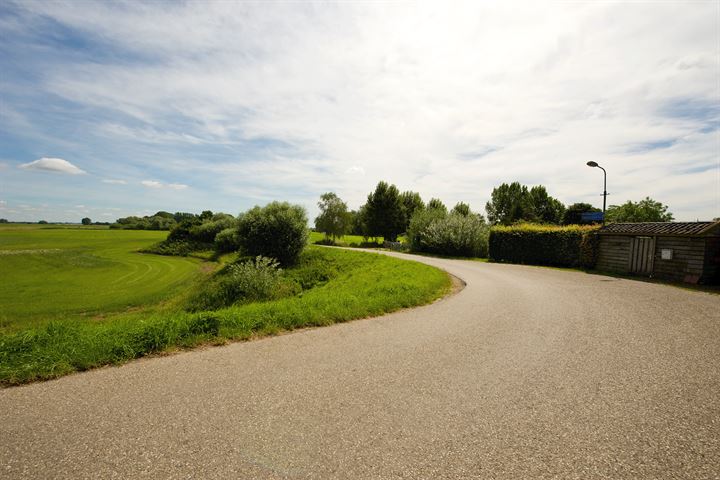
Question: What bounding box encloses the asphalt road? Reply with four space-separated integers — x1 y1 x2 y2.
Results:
2 251 719 479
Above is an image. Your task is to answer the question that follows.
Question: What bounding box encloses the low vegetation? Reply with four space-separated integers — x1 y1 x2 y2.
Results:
0 246 449 385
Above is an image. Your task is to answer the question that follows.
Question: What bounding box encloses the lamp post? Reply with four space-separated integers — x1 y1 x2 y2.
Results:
586 161 607 222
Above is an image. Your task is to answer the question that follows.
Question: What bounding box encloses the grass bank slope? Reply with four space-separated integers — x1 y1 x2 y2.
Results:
1 246 450 386
0 225 201 330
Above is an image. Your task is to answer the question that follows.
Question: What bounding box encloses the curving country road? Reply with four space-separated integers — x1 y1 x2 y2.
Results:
1 251 719 479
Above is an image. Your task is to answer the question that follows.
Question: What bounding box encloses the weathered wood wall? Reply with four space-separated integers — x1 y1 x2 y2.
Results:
596 235 631 273
597 234 719 284
653 237 706 283
703 237 720 284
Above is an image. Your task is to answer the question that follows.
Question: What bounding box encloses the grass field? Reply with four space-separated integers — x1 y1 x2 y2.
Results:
0 226 450 385
0 224 201 331
309 231 383 245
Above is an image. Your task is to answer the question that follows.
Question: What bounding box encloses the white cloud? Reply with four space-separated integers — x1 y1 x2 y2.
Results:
141 180 188 190
18 157 86 175
102 179 127 184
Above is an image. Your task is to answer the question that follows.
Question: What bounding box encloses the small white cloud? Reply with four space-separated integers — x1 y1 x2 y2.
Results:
0 200 6 205
19 157 86 175
141 180 188 190
75 204 85 208
347 165 365 175
102 179 127 184
141 180 163 188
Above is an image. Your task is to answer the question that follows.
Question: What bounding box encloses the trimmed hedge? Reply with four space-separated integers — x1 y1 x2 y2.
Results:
489 223 600 268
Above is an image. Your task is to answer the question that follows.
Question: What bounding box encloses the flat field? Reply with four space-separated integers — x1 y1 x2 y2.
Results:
0 224 201 331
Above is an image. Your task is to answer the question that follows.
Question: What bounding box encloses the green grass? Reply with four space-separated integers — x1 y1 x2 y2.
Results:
0 229 450 386
0 224 202 331
309 231 384 246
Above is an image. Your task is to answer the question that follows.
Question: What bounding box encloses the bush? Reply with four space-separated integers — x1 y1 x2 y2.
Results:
488 223 600 267
186 256 290 311
237 201 308 265
141 240 200 256
227 256 283 301
407 208 447 251
189 215 237 243
214 227 241 253
408 210 489 257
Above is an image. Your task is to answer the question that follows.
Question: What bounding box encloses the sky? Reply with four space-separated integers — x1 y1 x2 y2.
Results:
0 0 718 223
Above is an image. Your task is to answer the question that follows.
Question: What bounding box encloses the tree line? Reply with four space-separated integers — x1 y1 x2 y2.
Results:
314 181 674 241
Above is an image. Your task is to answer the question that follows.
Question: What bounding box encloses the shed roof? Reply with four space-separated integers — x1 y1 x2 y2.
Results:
598 221 720 237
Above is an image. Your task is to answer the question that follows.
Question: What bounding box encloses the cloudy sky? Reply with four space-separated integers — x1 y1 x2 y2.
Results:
1 0 718 223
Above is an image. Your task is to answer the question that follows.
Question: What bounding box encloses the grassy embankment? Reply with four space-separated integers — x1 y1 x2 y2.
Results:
0 225 450 385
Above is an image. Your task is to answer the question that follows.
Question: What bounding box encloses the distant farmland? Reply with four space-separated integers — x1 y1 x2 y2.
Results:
0 225 201 331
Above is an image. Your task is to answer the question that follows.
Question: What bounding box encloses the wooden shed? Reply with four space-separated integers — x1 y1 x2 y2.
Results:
596 221 720 284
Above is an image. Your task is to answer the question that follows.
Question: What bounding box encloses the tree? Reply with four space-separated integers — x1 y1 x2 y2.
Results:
314 192 350 241
348 208 367 237
528 186 565 224
365 181 405 241
605 197 674 223
562 203 601 225
237 201 308 265
451 202 471 217
81 217 92 225
400 191 424 232
0 218 8 223
486 182 565 225
173 212 197 223
426 198 447 213
485 182 533 225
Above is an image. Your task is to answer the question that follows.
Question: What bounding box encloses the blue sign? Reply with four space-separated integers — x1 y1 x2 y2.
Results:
581 212 604 222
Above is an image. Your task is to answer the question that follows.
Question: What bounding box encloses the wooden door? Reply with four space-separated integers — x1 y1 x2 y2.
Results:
629 236 655 275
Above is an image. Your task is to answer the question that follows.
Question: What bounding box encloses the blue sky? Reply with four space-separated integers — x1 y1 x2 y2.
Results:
1 0 718 223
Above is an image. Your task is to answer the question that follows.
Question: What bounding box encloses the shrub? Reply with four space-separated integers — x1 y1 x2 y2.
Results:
408 210 488 257
237 201 308 265
226 256 283 301
407 207 447 251
488 223 600 267
189 215 237 243
214 227 241 253
422 214 489 257
186 256 286 311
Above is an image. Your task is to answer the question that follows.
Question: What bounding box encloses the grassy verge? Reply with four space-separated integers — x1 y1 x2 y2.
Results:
0 247 450 386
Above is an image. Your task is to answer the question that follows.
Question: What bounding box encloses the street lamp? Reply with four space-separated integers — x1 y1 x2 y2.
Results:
586 161 607 221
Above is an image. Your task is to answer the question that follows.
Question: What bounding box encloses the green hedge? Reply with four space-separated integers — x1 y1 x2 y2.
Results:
489 223 600 268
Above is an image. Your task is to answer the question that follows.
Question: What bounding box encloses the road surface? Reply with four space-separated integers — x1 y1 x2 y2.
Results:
1 251 719 479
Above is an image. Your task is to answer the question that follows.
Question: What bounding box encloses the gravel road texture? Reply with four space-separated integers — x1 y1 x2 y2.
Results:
1 250 719 479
